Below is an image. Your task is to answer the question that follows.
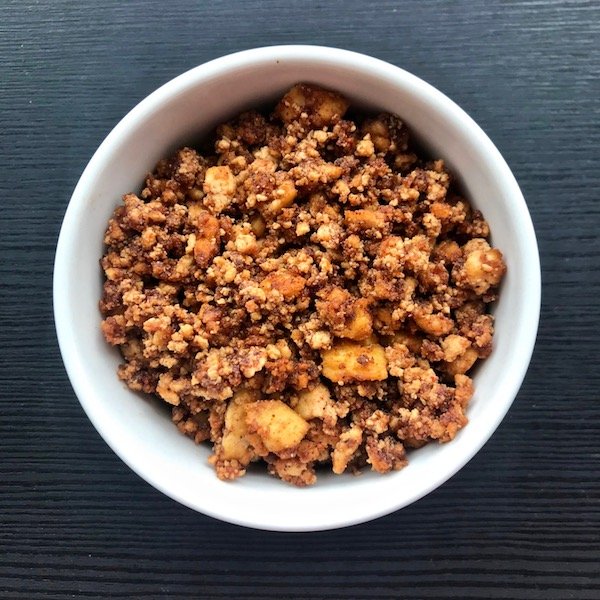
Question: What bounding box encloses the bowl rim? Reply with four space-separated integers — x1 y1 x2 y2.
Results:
53 44 541 531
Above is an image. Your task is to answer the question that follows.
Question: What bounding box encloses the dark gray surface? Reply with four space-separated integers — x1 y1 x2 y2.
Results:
1 1 599 598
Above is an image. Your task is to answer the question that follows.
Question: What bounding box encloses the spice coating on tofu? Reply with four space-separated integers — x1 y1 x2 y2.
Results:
100 83 506 486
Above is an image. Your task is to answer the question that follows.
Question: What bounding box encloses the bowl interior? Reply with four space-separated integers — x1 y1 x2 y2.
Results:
54 47 540 531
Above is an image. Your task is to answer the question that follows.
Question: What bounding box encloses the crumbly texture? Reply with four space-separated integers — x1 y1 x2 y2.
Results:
100 83 506 486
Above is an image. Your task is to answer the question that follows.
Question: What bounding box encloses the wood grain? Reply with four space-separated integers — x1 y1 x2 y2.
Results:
1 0 599 598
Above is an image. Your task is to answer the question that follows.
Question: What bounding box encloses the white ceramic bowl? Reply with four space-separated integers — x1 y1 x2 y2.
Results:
54 45 540 531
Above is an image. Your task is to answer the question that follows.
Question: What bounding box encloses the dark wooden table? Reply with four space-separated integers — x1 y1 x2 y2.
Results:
2 1 599 598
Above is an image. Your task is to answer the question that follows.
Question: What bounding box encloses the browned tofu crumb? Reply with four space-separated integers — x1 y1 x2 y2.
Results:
100 83 506 486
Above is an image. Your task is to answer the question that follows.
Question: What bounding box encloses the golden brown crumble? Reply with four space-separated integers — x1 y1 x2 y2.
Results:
100 83 506 486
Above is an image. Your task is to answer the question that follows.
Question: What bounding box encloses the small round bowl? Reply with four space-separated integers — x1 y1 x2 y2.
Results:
54 46 540 531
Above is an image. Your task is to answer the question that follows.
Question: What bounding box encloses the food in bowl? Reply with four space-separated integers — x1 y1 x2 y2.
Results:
99 83 505 486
